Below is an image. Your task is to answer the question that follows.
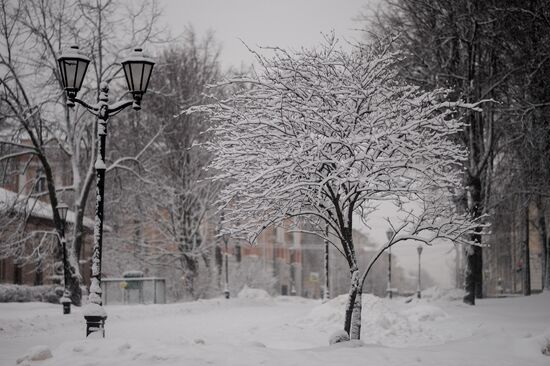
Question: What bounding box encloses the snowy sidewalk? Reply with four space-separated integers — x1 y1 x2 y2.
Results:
1 290 549 366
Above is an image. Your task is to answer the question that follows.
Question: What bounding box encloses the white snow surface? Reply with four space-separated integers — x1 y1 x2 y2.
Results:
16 345 52 364
1 289 549 365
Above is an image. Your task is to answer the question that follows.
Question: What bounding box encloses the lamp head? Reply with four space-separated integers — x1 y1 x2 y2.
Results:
57 46 90 107
121 48 155 110
56 202 69 224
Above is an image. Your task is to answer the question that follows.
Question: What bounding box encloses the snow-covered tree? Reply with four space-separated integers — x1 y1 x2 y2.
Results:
192 35 483 339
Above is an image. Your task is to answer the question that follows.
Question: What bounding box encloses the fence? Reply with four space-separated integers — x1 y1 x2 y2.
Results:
100 277 166 305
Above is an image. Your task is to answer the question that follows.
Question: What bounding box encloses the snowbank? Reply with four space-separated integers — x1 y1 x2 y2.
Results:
302 293 455 346
400 304 448 322
419 287 465 302
16 345 52 364
237 286 272 301
514 326 550 360
329 329 350 345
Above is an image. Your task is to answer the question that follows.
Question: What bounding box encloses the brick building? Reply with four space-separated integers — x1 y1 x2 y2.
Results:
0 145 95 288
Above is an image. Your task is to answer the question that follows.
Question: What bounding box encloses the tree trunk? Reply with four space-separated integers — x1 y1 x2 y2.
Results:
344 269 360 335
182 255 198 299
464 236 482 304
463 244 476 305
349 284 363 340
66 267 82 305
474 245 483 299
524 203 531 296
463 173 484 304
215 244 223 288
546 232 550 291
68 221 84 306
535 197 548 290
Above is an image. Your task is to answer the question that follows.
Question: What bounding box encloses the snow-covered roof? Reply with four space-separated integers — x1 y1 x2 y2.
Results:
0 187 95 230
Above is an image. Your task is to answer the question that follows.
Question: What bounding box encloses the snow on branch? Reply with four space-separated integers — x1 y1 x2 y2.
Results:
191 35 481 252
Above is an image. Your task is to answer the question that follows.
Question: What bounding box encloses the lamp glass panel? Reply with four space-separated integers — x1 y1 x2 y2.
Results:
64 60 78 89
141 63 153 93
61 207 68 222
123 63 133 92
74 59 88 91
57 59 68 88
130 62 144 91
57 204 69 222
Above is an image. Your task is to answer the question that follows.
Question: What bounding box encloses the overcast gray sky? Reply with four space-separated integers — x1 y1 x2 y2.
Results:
159 0 371 69
157 0 456 289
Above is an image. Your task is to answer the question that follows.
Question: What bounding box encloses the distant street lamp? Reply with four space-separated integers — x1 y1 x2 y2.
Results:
56 202 71 314
386 229 393 299
57 45 154 337
222 231 230 299
417 245 423 299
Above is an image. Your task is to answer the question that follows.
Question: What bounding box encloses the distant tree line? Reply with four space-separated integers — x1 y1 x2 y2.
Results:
366 0 550 302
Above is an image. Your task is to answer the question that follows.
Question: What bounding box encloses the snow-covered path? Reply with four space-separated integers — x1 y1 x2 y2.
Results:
1 289 549 366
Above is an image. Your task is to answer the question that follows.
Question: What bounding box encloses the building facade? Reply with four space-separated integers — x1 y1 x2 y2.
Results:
0 144 94 288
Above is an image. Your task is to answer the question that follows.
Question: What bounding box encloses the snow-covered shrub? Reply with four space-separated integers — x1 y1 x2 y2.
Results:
0 284 62 303
542 337 550 356
329 330 350 345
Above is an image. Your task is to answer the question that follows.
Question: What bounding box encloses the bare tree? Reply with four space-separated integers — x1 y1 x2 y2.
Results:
105 31 224 299
0 0 164 304
370 0 550 295
369 0 522 304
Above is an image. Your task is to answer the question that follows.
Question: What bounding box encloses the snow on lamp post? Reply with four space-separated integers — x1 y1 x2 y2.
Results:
417 245 423 299
386 229 393 299
57 46 154 337
56 202 71 315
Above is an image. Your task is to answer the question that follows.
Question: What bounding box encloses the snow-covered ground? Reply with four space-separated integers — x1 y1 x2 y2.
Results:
1 288 549 366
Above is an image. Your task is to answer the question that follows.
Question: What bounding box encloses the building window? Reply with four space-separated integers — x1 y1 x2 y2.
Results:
0 259 5 282
276 226 284 244
34 168 46 194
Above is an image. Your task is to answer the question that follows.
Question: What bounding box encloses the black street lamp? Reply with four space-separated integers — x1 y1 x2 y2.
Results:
222 231 230 299
56 202 71 315
386 229 393 299
57 45 154 337
417 245 423 299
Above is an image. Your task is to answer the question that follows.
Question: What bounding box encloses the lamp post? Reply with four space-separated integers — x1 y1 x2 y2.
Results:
417 245 423 299
323 223 330 302
386 229 393 299
222 232 230 299
56 202 71 314
57 45 154 337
